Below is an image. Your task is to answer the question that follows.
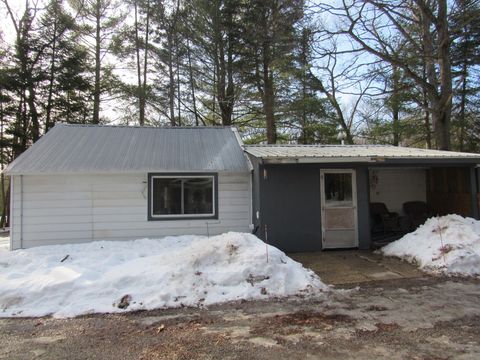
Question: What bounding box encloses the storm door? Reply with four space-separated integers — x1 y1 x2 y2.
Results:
320 170 358 248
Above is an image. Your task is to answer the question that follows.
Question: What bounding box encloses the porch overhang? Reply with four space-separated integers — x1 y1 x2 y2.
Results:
245 144 480 166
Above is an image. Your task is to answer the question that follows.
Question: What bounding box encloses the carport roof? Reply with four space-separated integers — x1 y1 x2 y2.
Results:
244 145 480 164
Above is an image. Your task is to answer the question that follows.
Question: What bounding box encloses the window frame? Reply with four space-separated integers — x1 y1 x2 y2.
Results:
148 172 218 221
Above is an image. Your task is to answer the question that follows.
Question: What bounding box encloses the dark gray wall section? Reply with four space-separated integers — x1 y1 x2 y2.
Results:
247 154 262 232
257 163 373 252
260 164 322 252
469 166 479 219
477 167 480 191
356 167 371 249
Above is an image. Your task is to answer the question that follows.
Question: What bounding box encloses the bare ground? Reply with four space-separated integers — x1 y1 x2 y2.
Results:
1 276 480 360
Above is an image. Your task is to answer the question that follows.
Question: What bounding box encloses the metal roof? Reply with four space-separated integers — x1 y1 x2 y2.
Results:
6 124 250 175
245 144 480 163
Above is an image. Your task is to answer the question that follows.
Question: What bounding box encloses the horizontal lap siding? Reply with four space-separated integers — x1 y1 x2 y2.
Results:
11 173 251 249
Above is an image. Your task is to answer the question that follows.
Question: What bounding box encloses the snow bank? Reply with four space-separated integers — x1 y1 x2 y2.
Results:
0 240 8 251
380 215 480 276
0 232 327 318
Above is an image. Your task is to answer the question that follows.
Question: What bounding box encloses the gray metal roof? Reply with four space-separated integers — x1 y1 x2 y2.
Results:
245 144 480 163
6 124 250 175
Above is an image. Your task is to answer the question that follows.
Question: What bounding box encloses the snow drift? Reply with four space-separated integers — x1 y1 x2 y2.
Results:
0 232 327 318
380 215 480 276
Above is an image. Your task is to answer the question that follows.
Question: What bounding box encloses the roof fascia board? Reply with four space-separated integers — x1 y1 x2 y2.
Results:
6 170 250 176
261 157 375 164
255 157 480 166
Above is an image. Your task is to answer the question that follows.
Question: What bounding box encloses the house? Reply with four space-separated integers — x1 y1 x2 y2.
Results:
5 124 480 251
5 124 253 250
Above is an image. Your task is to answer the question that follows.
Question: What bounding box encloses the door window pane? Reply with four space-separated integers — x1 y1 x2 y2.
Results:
324 173 353 207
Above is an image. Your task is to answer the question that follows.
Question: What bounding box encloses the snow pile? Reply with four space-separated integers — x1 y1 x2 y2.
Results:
0 232 327 318
381 215 480 276
0 241 8 251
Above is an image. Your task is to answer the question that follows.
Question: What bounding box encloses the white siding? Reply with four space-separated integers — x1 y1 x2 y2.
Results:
369 168 427 215
10 173 252 249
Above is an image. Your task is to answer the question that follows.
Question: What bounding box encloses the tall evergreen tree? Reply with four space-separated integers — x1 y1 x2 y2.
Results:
70 0 124 124
238 0 304 143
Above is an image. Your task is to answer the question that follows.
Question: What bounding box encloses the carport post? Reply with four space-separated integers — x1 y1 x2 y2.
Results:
356 166 371 249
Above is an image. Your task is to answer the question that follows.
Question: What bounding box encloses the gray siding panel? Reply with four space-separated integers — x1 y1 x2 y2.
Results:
10 173 251 249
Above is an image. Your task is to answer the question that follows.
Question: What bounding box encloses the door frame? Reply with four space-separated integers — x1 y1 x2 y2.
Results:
320 169 359 249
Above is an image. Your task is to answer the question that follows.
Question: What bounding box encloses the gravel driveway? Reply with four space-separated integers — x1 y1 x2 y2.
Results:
1 276 479 359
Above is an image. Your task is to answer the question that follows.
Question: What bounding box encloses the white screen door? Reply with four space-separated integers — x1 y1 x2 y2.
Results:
320 169 358 249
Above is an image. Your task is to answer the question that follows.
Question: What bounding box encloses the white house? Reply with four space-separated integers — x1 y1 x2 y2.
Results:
5 124 253 249
6 123 480 252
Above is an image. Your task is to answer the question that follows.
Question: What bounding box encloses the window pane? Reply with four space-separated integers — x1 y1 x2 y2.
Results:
152 178 182 215
324 173 353 207
184 178 213 215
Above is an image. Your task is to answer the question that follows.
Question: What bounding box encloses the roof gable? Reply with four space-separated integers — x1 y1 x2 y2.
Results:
6 124 249 175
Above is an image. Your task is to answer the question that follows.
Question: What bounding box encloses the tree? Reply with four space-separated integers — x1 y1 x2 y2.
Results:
316 0 455 150
309 35 378 144
112 0 153 125
287 27 336 144
71 0 124 124
450 0 480 151
39 0 92 131
238 0 304 143
149 0 184 126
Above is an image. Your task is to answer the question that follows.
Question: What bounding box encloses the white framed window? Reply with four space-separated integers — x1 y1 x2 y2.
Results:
148 173 217 220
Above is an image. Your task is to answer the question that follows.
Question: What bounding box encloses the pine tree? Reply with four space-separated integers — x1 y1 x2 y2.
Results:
237 0 304 143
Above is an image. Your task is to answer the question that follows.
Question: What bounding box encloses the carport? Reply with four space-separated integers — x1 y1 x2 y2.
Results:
245 145 480 253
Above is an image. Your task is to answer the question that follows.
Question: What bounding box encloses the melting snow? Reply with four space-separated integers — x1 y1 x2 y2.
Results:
380 215 480 277
0 232 327 318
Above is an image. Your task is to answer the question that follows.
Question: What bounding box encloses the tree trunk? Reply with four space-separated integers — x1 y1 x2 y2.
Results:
45 11 58 131
434 0 452 150
167 34 176 126
175 32 181 126
26 82 40 141
92 0 101 124
421 0 451 150
134 0 143 125
186 36 199 126
214 6 234 126
224 28 235 125
140 0 150 126
263 61 276 143
391 65 400 146
458 21 469 152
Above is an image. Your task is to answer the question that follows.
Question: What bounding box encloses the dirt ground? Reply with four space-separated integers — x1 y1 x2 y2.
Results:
1 276 480 360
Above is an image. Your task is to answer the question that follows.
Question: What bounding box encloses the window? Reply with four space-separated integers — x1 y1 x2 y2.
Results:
148 174 217 220
324 173 353 207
